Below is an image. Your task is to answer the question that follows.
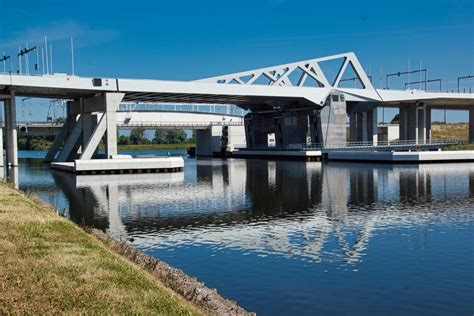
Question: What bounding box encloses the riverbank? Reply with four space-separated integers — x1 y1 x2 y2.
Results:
0 181 245 314
117 143 195 151
18 139 195 152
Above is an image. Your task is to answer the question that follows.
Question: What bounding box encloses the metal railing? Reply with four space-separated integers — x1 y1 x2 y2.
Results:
118 102 247 117
117 120 244 129
235 139 469 152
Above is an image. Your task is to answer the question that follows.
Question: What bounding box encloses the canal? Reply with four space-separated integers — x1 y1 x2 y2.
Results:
5 151 474 315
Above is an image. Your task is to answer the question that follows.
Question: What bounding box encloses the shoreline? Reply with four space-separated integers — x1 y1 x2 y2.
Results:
0 181 249 315
18 143 197 152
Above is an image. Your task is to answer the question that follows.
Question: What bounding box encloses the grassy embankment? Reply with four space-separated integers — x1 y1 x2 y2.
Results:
116 143 195 151
431 123 474 151
0 181 202 314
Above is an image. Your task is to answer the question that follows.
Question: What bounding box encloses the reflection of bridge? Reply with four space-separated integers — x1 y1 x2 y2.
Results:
2 52 473 167
46 160 474 265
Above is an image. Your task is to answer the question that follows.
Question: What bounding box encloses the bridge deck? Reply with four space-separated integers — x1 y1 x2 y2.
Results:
1 73 473 110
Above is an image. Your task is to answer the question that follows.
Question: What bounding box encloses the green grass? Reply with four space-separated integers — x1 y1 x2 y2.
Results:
116 143 195 151
0 182 202 315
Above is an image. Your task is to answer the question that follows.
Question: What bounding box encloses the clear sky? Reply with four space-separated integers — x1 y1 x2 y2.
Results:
0 0 473 122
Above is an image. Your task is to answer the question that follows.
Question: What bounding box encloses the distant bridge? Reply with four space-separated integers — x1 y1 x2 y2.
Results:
1 103 245 137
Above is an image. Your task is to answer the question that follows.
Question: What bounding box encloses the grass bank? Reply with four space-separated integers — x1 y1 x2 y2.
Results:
116 143 195 151
0 181 202 314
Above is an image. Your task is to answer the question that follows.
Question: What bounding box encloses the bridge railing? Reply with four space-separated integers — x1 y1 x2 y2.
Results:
117 120 244 128
234 139 469 151
118 102 247 117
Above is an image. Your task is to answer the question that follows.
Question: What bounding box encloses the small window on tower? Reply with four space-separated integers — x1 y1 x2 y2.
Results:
331 95 339 102
340 95 345 102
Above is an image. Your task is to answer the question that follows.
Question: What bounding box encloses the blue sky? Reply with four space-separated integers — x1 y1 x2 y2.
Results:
0 0 473 122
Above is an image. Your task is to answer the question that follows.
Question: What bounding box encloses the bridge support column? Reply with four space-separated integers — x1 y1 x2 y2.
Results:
356 112 367 142
80 93 123 160
347 109 377 145
4 91 18 167
54 92 124 162
399 104 416 142
81 113 98 158
196 127 219 156
367 108 378 146
423 105 431 144
45 102 76 162
348 113 357 142
469 109 474 143
104 93 120 158
0 119 3 167
399 104 430 145
196 125 246 156
244 113 274 149
309 112 321 145
276 112 308 149
319 92 346 147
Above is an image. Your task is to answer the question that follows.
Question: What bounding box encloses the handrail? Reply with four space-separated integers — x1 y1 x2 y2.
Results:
235 139 470 151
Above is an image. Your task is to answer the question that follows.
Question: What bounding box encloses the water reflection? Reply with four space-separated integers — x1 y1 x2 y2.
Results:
44 159 474 266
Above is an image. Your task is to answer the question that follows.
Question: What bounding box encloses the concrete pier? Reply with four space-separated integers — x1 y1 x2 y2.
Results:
0 126 3 167
399 103 431 144
196 125 246 156
4 91 18 167
470 109 474 143
243 91 347 154
348 108 378 145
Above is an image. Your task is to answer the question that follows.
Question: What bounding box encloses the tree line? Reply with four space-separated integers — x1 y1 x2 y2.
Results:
118 128 195 145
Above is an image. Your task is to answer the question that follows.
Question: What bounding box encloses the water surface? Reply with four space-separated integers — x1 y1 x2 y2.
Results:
7 152 474 315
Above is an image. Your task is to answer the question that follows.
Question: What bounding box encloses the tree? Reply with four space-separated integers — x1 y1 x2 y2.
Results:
153 129 167 144
164 130 187 144
152 129 188 144
118 135 130 145
54 117 65 124
129 128 149 145
187 130 196 143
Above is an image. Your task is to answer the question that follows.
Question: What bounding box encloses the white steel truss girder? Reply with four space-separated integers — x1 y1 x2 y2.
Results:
195 52 374 91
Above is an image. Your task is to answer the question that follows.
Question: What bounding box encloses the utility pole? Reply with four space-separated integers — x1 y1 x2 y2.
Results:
457 75 473 92
1 52 11 74
50 44 53 74
44 36 49 74
17 45 22 74
70 37 75 75
21 45 37 75
41 47 45 74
